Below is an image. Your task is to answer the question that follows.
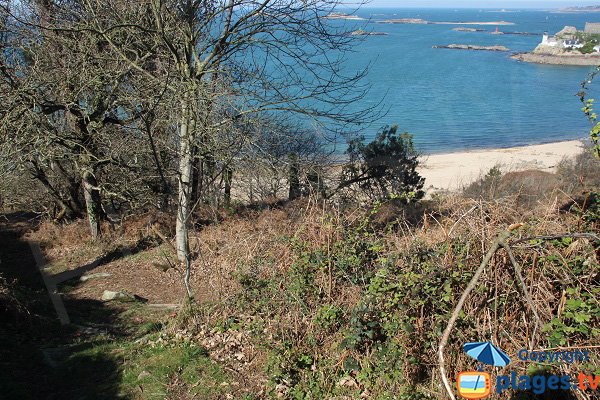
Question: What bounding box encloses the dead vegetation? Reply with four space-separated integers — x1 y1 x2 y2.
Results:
4 158 598 399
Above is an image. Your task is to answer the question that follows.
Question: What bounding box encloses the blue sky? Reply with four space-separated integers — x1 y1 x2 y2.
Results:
365 1 599 8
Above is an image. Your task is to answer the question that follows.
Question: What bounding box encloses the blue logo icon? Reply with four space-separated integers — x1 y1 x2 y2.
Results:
464 342 511 367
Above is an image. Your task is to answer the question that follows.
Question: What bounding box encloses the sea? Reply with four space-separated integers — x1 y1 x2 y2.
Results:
327 8 600 154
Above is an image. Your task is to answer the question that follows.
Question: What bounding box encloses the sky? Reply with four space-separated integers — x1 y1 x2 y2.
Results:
365 1 600 8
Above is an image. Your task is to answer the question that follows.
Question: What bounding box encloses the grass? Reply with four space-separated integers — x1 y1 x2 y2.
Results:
1 299 233 400
121 342 228 399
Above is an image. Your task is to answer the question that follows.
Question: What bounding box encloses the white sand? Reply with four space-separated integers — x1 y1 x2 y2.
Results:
418 139 585 192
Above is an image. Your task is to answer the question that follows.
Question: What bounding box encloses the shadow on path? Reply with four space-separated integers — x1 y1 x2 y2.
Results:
0 214 130 400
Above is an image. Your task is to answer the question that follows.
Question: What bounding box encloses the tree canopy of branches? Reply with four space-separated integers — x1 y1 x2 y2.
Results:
338 125 424 202
0 0 376 299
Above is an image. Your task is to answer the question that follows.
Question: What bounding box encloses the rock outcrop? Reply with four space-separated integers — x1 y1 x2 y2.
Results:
349 29 388 36
378 18 429 24
452 27 485 32
512 52 600 66
433 44 510 52
555 26 577 38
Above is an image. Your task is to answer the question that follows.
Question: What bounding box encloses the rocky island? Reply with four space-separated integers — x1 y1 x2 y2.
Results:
452 27 537 35
349 29 388 36
377 18 429 24
452 27 485 32
435 20 515 25
322 12 364 20
377 19 514 25
433 44 510 52
501 31 538 36
512 25 600 65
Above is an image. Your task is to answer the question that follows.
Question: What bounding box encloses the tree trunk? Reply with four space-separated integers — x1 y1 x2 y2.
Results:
176 104 193 263
175 100 195 300
307 167 325 199
204 153 216 206
288 153 301 200
30 160 84 220
224 167 232 207
190 146 200 207
82 169 102 239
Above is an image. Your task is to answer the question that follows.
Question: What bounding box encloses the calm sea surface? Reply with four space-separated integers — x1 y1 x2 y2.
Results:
330 8 600 153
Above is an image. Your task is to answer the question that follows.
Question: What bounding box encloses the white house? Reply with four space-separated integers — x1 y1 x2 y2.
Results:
563 39 584 49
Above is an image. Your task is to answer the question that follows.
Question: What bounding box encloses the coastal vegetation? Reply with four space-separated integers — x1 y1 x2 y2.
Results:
2 148 598 399
1 1 599 400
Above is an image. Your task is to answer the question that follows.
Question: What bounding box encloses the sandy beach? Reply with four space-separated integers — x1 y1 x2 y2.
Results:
418 139 585 191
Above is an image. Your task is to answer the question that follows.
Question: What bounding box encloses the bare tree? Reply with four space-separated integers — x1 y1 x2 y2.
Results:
0 0 182 232
0 0 138 236
73 0 374 298
1 0 375 299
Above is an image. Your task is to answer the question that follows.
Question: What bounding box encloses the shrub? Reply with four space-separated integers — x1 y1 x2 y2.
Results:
338 126 425 202
464 166 563 208
556 147 600 191
462 165 502 200
579 41 597 54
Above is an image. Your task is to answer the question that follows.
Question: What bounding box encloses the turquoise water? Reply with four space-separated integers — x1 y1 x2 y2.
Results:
335 8 600 153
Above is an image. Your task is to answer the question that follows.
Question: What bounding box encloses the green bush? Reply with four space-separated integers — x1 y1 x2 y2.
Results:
463 165 502 199
579 41 597 54
339 125 425 202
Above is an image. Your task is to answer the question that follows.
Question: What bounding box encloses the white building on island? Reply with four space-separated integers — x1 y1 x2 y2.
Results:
541 32 559 47
540 29 583 49
563 39 584 49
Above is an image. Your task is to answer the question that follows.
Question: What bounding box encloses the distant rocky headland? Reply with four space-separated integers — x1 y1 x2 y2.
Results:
433 44 510 52
556 6 600 13
437 21 515 26
377 18 429 24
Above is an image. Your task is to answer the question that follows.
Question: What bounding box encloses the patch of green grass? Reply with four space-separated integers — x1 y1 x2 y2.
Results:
38 334 231 399
120 342 229 399
51 341 124 399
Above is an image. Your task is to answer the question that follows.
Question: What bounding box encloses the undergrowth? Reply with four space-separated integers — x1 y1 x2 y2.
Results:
175 190 599 399
6 166 599 399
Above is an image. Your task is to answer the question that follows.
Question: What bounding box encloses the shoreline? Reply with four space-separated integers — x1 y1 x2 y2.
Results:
512 52 600 66
418 139 585 191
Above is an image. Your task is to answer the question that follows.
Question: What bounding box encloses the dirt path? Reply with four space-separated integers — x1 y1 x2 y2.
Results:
0 215 45 291
0 215 128 399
